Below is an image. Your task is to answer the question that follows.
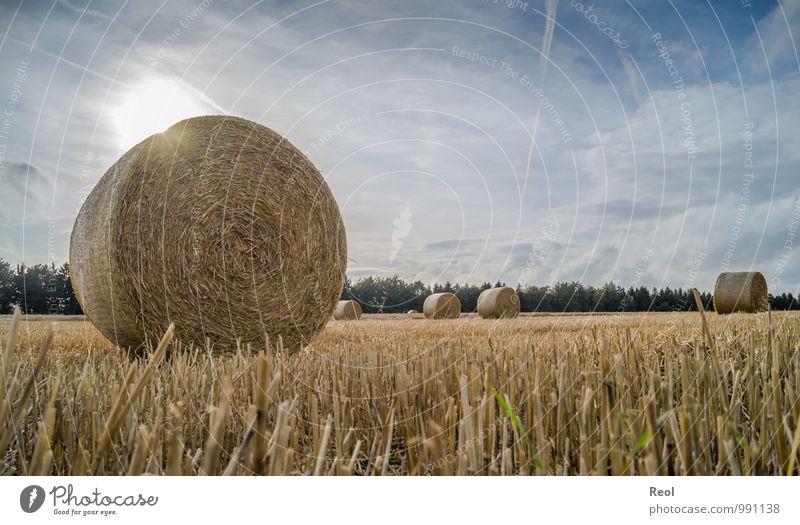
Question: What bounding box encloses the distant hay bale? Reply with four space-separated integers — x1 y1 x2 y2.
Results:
70 115 347 353
713 272 769 314
334 300 362 320
477 287 520 319
423 293 461 319
407 309 418 315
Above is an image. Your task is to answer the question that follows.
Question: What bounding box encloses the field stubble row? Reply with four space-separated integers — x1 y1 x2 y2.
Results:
1 310 799 475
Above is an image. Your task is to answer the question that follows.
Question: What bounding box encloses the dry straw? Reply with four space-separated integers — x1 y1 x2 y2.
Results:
70 115 347 353
333 300 362 320
423 292 461 319
713 271 769 314
477 287 520 319
4 310 800 475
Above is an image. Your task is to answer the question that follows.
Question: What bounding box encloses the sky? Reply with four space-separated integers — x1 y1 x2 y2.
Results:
0 0 798 293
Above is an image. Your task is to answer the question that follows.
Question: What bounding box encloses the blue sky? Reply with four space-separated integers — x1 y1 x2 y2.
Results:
0 0 798 293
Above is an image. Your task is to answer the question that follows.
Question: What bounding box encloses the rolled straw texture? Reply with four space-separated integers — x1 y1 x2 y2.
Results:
423 293 461 320
70 115 346 352
477 287 521 319
713 271 769 314
333 300 362 320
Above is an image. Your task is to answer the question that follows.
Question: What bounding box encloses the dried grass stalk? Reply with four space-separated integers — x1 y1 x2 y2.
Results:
3 311 800 475
333 300 362 321
423 292 461 320
70 115 347 353
477 287 520 319
713 272 768 314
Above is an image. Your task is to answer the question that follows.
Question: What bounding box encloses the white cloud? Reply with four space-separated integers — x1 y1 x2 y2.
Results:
0 0 798 292
744 0 800 75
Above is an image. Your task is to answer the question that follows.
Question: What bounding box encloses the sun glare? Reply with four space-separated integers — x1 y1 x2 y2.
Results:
112 78 211 151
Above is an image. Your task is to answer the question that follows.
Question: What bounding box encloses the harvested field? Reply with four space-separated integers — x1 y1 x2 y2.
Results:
1 311 799 475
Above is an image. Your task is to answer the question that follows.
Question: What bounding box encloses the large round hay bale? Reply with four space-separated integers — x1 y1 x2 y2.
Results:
334 300 362 320
70 115 347 352
423 292 461 319
713 271 768 314
477 287 520 319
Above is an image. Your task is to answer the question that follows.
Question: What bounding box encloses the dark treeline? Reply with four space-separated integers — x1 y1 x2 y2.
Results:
342 275 800 314
0 258 82 315
1 258 797 315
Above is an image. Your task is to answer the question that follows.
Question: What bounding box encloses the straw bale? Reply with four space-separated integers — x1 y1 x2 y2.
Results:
423 293 461 319
334 300 362 320
477 287 520 319
713 271 768 314
70 116 346 352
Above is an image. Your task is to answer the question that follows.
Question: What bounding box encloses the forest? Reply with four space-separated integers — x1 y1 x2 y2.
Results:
1 258 797 315
342 275 799 314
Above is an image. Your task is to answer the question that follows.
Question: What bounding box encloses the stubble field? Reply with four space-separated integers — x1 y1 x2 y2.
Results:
1 310 799 475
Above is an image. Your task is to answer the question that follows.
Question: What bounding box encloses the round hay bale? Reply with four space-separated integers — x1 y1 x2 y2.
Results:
334 300 362 320
406 309 418 315
713 272 768 314
423 292 461 319
69 115 347 353
477 287 520 319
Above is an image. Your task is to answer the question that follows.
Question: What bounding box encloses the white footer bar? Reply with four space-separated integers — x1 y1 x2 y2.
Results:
2 476 799 524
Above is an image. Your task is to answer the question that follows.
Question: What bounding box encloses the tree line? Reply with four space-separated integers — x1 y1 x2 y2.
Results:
341 275 799 314
1 258 797 315
0 258 82 315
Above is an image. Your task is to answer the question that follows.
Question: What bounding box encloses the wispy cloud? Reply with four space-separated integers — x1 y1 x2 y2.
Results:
57 0 112 21
0 0 797 291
